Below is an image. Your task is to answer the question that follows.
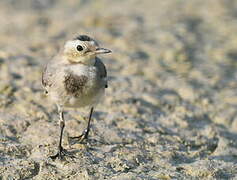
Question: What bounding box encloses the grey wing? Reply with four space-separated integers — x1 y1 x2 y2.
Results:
42 64 49 87
94 57 108 88
42 62 56 93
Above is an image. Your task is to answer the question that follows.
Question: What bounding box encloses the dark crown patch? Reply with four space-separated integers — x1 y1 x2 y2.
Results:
74 35 92 41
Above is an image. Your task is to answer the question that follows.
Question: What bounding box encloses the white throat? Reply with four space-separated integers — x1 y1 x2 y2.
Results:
64 55 96 66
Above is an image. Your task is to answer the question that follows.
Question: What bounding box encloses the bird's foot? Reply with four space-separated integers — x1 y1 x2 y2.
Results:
50 146 68 160
69 129 89 144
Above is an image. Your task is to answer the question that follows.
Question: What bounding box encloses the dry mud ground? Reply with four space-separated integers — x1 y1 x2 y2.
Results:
0 0 237 179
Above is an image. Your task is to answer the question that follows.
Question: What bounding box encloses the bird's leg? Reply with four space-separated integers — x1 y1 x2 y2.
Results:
80 107 94 141
70 107 94 143
50 105 67 159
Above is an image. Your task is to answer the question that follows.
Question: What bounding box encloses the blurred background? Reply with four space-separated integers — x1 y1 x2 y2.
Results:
0 0 236 179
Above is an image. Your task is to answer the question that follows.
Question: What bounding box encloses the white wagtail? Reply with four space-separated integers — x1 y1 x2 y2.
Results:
42 35 111 159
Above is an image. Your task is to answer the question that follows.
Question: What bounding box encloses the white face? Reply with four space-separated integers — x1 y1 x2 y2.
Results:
64 40 97 56
63 39 111 64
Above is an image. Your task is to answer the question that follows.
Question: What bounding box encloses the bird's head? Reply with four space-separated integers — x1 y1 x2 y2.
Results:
63 35 111 65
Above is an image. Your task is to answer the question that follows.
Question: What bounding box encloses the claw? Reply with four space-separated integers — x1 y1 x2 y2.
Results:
69 129 89 143
69 107 93 144
50 146 67 160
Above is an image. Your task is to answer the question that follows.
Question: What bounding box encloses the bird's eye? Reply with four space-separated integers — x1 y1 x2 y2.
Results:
76 45 83 51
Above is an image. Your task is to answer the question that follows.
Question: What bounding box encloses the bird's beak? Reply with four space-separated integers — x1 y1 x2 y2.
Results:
95 47 112 54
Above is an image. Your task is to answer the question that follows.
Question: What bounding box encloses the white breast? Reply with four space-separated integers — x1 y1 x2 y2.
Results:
63 64 104 108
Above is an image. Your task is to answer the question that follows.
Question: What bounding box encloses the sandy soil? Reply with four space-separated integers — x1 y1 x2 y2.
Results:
0 0 237 179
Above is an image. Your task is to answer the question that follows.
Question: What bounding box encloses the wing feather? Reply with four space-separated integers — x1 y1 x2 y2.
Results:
94 57 108 88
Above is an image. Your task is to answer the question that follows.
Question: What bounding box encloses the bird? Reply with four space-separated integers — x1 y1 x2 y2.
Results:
42 35 111 159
